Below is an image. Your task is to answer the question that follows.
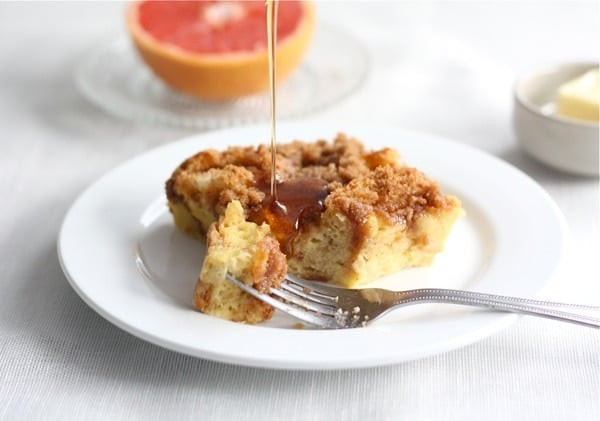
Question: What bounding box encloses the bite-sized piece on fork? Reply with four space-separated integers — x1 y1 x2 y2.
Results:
226 273 600 329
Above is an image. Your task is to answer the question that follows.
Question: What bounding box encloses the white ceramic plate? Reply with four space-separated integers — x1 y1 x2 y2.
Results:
58 123 567 370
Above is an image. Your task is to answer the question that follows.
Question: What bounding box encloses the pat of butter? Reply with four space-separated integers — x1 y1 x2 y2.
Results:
556 68 600 122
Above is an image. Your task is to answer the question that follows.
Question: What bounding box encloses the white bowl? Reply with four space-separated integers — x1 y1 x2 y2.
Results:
513 62 599 176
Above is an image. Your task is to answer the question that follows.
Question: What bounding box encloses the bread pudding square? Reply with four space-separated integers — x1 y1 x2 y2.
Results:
287 165 463 287
195 200 287 324
167 133 463 313
165 134 401 241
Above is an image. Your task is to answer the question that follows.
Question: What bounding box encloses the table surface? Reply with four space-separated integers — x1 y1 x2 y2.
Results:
1 1 598 420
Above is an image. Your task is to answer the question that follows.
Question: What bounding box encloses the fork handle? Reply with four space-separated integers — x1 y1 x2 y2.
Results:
391 289 600 328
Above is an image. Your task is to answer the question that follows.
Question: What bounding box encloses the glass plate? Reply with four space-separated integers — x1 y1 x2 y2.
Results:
76 24 369 129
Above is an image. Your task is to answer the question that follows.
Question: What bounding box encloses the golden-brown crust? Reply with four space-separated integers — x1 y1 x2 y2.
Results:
252 235 287 293
165 177 181 203
165 133 401 222
193 201 285 324
326 165 449 227
167 134 455 256
165 134 404 237
194 280 212 311
171 134 463 315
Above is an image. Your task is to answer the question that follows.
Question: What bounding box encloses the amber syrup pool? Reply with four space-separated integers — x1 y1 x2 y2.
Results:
262 0 329 253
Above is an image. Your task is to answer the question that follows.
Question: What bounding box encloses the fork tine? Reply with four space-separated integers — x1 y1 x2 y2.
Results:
284 274 343 297
271 287 338 315
225 273 337 328
279 280 338 306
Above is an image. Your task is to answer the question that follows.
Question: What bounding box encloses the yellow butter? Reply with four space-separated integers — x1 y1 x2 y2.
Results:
556 68 599 122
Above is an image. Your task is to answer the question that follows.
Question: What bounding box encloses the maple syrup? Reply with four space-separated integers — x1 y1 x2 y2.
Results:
260 0 329 254
266 0 279 198
249 177 329 255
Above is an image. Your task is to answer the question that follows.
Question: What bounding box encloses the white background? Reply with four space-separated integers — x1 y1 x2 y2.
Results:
0 1 598 420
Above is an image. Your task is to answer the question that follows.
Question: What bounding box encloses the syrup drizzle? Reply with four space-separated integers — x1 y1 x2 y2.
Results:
260 0 329 254
249 178 329 255
266 0 279 199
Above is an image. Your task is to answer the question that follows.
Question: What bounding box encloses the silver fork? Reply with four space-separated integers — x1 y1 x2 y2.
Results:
226 273 600 329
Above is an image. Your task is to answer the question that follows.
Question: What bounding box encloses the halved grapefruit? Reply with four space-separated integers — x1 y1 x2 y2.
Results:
126 1 315 100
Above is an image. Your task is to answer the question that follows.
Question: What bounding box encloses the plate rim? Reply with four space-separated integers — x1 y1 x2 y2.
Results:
57 122 568 370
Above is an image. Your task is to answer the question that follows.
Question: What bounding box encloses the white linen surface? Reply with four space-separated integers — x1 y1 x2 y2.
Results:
0 2 598 420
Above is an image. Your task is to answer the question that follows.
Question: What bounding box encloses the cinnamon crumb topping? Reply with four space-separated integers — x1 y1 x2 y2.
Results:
166 133 401 216
252 235 287 293
167 133 453 237
326 166 448 226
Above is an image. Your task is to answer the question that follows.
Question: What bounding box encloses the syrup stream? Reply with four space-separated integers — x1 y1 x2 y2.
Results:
256 1 330 254
266 0 279 199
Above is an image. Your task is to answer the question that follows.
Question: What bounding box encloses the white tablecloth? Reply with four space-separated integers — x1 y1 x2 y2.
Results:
1 2 598 420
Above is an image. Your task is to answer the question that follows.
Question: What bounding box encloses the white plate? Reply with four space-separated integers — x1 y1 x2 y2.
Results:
58 123 567 370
